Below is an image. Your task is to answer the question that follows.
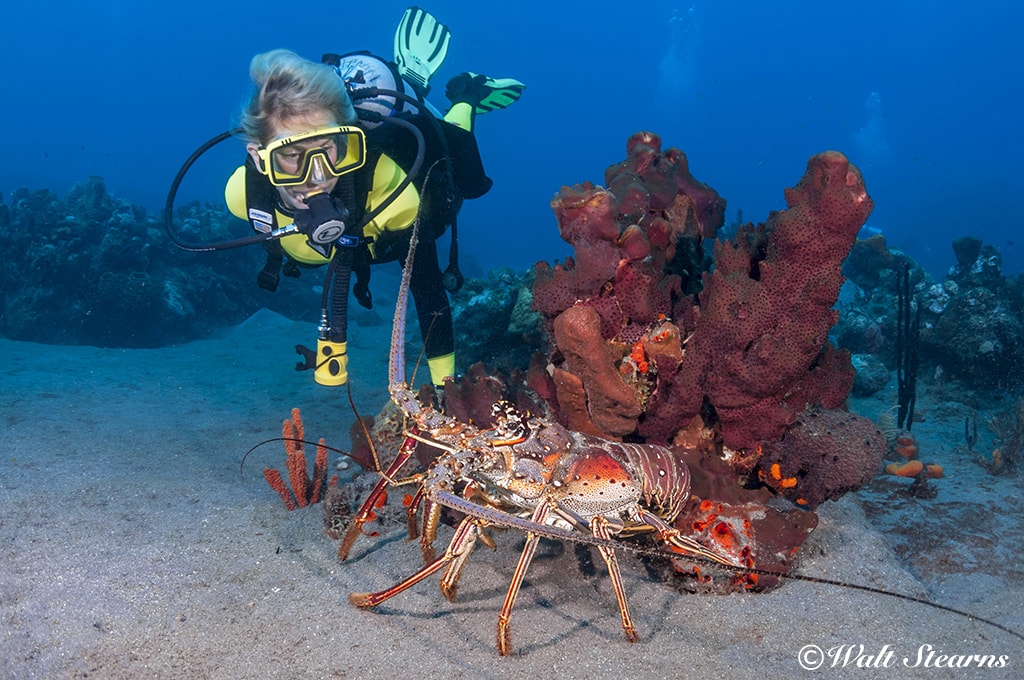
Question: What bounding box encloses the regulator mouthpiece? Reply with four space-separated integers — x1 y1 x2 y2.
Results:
300 191 348 245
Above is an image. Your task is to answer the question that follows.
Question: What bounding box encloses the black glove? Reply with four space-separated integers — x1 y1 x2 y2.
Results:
353 256 372 309
446 72 526 113
353 278 372 309
445 73 491 108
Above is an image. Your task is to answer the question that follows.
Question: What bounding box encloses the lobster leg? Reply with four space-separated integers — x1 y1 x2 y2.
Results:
419 498 442 564
638 508 738 567
590 518 640 643
439 523 479 601
338 435 419 561
496 499 552 656
404 484 426 540
349 515 481 608
400 484 444 564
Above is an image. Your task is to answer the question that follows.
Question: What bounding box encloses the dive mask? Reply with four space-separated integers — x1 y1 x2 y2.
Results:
255 125 366 186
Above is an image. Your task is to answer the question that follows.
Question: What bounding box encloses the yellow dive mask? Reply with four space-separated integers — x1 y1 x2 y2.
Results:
256 125 366 186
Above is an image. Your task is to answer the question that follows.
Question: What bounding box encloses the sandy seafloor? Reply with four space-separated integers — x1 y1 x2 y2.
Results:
3 290 1024 678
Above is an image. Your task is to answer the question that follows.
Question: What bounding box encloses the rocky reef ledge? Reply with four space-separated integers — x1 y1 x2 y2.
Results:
0 178 322 347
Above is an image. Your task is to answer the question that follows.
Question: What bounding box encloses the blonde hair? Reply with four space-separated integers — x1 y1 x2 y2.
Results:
239 49 357 144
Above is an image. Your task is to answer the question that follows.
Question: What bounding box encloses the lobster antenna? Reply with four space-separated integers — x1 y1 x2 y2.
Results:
389 227 416 388
430 488 1024 644
409 312 444 389
345 383 399 484
408 332 429 388
390 159 444 390
240 437 355 480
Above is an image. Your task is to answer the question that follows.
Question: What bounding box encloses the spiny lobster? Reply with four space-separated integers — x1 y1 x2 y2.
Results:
335 213 750 655
334 212 1024 657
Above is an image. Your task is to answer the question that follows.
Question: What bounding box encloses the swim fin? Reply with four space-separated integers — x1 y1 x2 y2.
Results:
394 6 451 97
472 75 526 114
445 72 526 114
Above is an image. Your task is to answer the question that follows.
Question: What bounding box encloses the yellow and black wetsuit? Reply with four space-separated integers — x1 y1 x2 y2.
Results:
225 148 457 385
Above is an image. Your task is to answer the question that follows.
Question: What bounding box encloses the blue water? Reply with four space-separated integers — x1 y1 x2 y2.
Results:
4 5 1024 673
2 0 1021 278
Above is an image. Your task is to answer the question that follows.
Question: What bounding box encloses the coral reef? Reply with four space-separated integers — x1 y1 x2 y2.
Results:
346 131 1024 595
421 133 885 591
756 406 887 509
447 267 540 376
983 397 1024 474
926 283 1022 379
850 353 889 396
530 134 871 455
0 178 318 347
517 134 888 588
835 234 1024 393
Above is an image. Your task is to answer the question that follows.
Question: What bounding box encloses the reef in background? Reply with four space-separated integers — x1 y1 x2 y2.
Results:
838 234 1024 394
0 178 321 347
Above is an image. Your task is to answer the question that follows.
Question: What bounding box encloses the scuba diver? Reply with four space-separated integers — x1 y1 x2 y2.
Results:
169 7 524 388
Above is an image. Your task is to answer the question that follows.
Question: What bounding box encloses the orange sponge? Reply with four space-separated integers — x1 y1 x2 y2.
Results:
885 460 924 477
894 435 918 459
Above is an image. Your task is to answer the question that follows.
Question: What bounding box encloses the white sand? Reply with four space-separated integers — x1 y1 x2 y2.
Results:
2 308 1022 679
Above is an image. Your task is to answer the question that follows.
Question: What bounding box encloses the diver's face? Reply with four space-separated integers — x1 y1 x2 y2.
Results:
247 110 341 211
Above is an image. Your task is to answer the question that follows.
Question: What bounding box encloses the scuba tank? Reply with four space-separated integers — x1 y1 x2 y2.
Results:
330 51 445 126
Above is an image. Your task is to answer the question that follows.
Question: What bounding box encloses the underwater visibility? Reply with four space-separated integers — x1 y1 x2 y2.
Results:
2 2 1023 677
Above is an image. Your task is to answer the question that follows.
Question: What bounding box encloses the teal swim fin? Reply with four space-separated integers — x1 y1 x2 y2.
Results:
394 6 451 97
472 75 526 114
445 72 526 115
